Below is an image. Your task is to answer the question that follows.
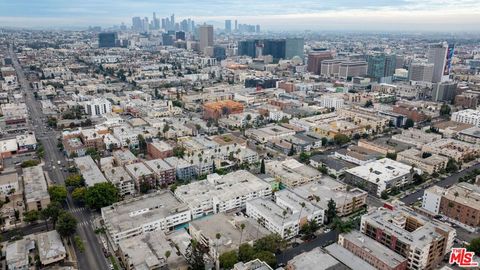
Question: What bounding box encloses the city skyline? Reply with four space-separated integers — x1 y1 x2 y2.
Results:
1 0 480 31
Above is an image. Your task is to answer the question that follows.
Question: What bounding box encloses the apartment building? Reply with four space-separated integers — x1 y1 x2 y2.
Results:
103 166 136 196
338 231 408 270
451 109 480 127
265 159 321 188
397 149 448 175
391 128 442 148
423 183 480 230
144 159 176 185
292 177 368 217
164 156 197 181
189 213 270 260
422 138 480 162
344 158 420 197
174 171 272 219
360 206 455 270
101 191 191 247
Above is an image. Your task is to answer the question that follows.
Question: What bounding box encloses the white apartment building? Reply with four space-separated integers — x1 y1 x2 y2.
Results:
316 95 344 110
174 171 272 219
101 191 191 247
112 126 139 148
84 98 112 117
451 109 480 127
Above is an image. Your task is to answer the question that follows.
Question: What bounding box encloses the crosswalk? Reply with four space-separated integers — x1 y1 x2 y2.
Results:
78 220 91 227
69 207 86 213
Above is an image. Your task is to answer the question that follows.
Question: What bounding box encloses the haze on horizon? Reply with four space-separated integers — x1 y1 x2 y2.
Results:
1 0 480 32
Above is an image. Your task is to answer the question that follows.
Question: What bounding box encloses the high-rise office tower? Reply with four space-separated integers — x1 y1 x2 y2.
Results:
176 31 186 41
307 51 333 75
263 39 286 60
408 62 434 82
285 38 304 59
213 46 226 61
234 20 238 31
132 17 142 31
255 25 260 33
199 24 214 53
98 32 117 48
428 42 448 83
366 53 396 82
171 14 175 28
238 40 258 58
432 81 457 102
225 20 232 33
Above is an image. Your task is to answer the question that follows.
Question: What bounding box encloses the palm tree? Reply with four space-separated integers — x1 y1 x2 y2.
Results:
296 202 306 244
239 223 246 245
215 233 221 270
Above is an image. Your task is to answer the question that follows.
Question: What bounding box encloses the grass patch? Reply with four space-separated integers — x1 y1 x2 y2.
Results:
109 256 120 270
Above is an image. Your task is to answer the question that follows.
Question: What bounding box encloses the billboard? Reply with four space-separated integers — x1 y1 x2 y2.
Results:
443 43 455 75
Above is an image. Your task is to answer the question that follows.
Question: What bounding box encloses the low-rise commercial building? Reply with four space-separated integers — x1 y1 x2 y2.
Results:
74 155 108 187
36 230 67 266
23 165 50 211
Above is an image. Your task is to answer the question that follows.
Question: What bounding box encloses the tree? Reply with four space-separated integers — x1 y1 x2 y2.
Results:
254 234 285 253
56 211 77 238
238 243 255 262
65 174 84 188
260 159 265 174
84 182 119 210
48 185 67 203
333 134 350 145
185 240 205 270
468 238 480 255
321 137 328 147
288 144 295 156
165 250 171 260
21 159 40 168
40 202 62 229
386 152 397 160
173 146 185 158
404 118 414 129
72 187 86 203
85 148 100 162
138 135 147 155
326 198 337 224
219 250 238 269
364 100 373 108
23 210 39 223
239 223 246 245
440 103 451 116
299 152 310 164
254 251 276 268
446 159 459 173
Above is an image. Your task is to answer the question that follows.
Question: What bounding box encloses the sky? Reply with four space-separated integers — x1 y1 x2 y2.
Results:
1 0 480 31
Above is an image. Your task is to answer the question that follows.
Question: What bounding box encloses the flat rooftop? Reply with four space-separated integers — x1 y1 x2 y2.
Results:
102 190 189 235
345 158 415 183
23 165 49 202
339 231 406 268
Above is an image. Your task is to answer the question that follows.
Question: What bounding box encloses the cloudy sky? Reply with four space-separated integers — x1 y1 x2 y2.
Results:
1 0 479 31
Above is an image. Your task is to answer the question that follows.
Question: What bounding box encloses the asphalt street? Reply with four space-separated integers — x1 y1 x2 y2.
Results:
400 162 480 205
276 230 338 265
10 45 109 270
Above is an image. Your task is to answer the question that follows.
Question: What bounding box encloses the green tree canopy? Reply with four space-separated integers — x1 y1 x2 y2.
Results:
65 174 84 188
48 185 67 203
56 211 77 238
72 187 87 203
85 182 119 210
238 243 255 262
468 238 480 254
333 134 350 145
326 198 337 224
219 250 238 269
